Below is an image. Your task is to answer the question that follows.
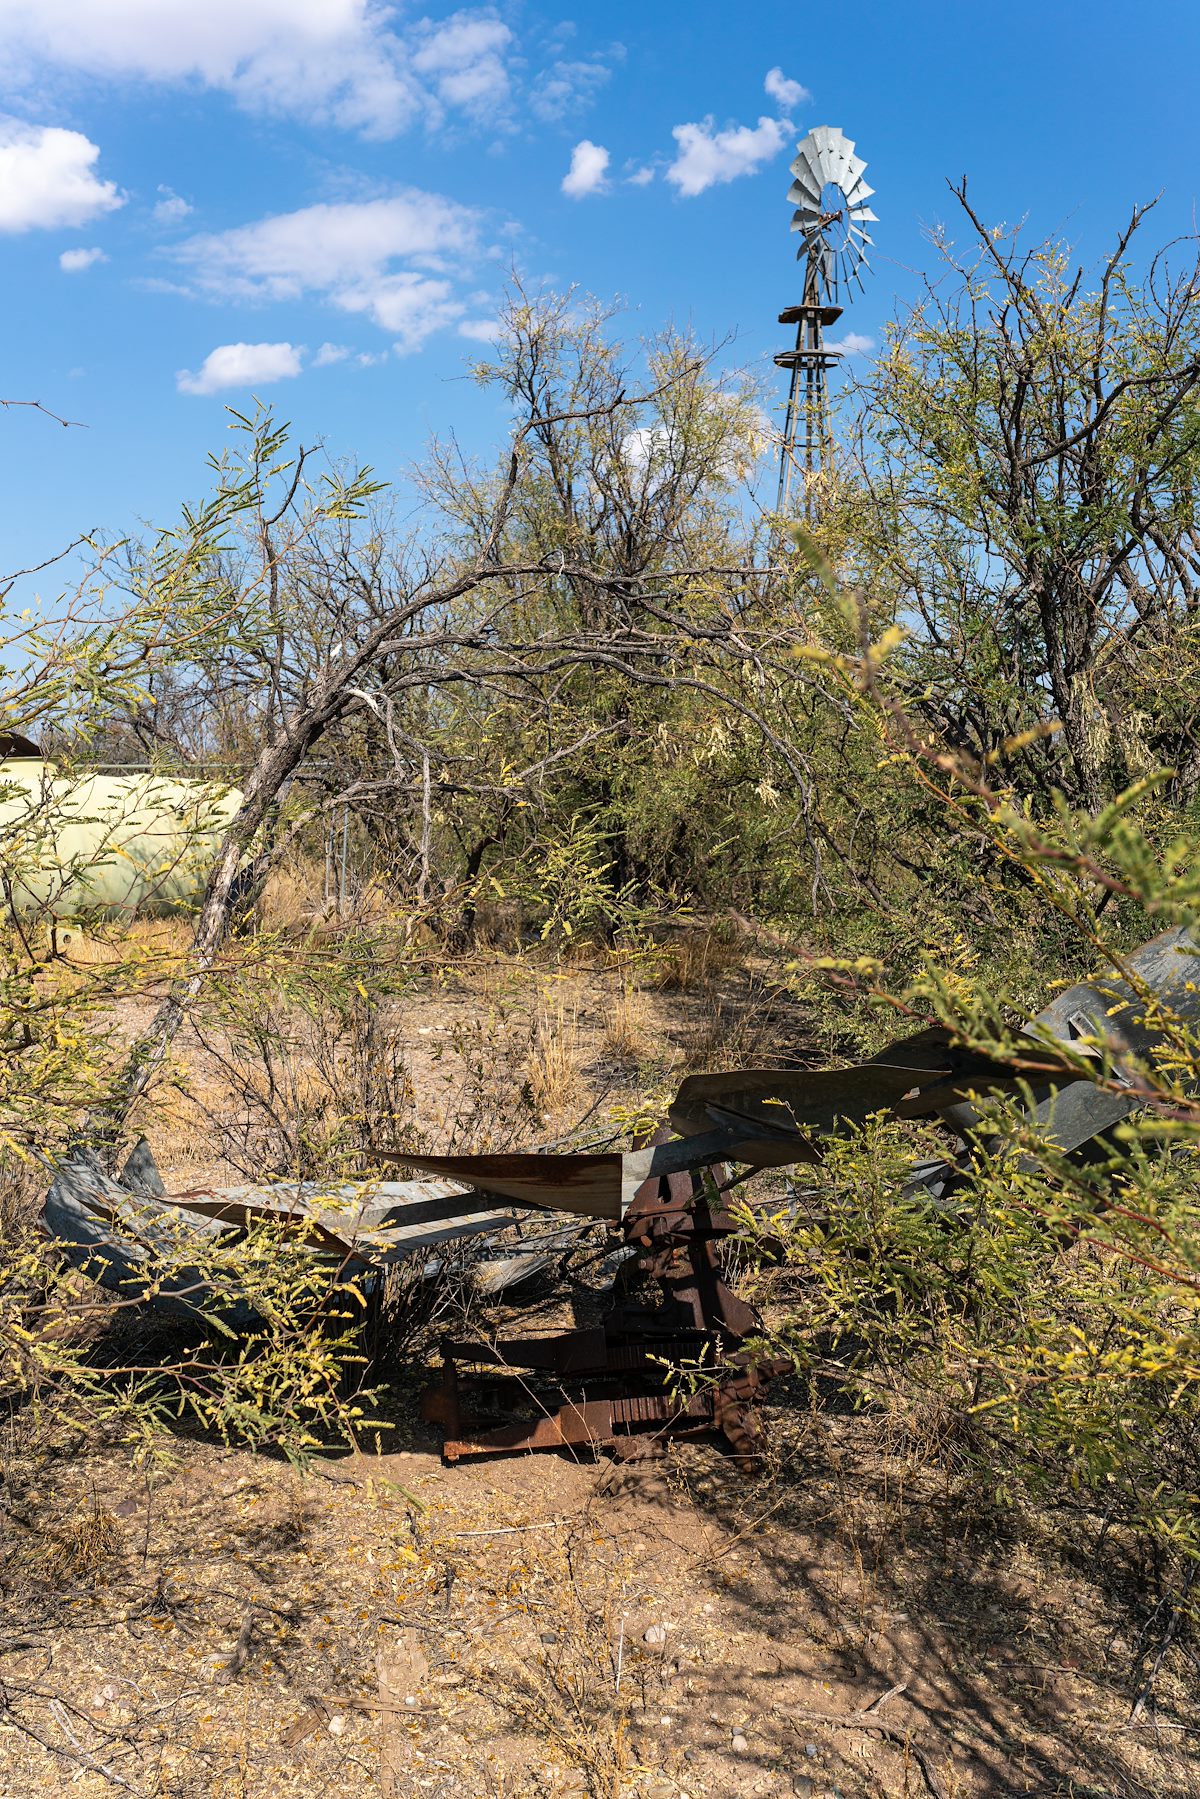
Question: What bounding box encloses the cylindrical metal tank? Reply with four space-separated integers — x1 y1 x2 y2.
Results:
0 751 242 917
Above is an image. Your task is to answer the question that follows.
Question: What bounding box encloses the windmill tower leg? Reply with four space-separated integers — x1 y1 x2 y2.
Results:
776 319 804 516
774 280 842 526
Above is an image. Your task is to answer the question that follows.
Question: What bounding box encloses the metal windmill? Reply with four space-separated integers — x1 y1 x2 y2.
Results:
774 126 876 518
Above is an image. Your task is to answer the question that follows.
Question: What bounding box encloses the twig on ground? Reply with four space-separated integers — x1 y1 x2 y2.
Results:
861 1680 909 1715
222 1609 255 1679
784 1707 946 1799
446 1520 563 1538
0 1691 144 1795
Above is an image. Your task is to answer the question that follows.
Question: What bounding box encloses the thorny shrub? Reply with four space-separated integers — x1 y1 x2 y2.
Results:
729 613 1200 1592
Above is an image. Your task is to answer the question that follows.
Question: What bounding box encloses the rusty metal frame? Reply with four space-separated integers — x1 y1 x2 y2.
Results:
421 1140 786 1465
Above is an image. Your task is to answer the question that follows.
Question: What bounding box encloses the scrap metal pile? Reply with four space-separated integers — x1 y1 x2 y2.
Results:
42 926 1200 1465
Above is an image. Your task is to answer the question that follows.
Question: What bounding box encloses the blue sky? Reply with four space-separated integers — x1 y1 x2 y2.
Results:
1 0 1198 583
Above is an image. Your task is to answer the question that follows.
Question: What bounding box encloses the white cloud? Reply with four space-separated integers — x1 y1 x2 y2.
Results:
59 244 106 272
411 11 511 115
626 163 655 187
347 271 461 350
175 193 479 299
666 115 791 198
562 139 609 199
153 185 192 225
0 1 525 139
827 332 875 357
177 340 303 395
313 341 350 366
170 191 481 349
764 67 810 110
530 56 611 122
458 316 500 342
0 116 122 232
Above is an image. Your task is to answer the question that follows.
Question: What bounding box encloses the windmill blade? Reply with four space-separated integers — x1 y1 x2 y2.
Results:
788 155 823 192
807 124 841 155
829 147 864 189
793 135 828 172
795 150 832 190
795 150 829 194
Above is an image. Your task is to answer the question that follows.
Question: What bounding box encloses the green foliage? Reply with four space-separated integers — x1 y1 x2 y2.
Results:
810 194 1200 810
739 608 1200 1567
0 1179 379 1464
0 408 394 1466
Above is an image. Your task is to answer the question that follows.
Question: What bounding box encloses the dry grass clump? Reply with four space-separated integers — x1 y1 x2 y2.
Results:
256 860 323 931
35 1496 125 1586
601 981 653 1063
0 1156 44 1234
401 1509 670 1799
40 916 194 987
683 993 776 1073
649 924 741 994
528 1002 586 1117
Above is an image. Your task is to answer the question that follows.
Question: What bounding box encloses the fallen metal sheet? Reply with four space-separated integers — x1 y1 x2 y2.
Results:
671 927 1200 1189
385 1125 804 1222
44 1146 259 1324
668 1026 1023 1141
358 1149 629 1221
472 1223 588 1295
43 1140 533 1318
159 1179 517 1263
933 926 1200 1151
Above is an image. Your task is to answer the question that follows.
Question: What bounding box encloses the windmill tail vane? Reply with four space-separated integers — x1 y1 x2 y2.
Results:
775 125 877 521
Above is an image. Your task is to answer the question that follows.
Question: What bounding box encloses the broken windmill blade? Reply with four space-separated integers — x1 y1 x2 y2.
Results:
670 924 1200 1169
41 1142 562 1325
381 1127 807 1224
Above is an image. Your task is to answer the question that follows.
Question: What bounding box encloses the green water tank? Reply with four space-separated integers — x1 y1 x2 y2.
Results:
0 754 242 917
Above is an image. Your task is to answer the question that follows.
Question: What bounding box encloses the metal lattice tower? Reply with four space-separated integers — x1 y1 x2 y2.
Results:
775 126 877 519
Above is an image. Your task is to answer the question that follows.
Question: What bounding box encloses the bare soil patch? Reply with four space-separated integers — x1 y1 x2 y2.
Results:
1 1402 1194 1798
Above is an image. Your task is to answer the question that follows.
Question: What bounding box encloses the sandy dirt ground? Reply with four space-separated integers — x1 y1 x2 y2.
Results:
2 1405 1195 1799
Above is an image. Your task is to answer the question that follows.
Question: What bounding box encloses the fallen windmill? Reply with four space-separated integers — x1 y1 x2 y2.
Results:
41 925 1200 1467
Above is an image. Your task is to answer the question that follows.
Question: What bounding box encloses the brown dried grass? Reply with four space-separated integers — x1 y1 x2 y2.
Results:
649 924 741 994
601 982 652 1062
528 1001 586 1117
35 1497 125 1586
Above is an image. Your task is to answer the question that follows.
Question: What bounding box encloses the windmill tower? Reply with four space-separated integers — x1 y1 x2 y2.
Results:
775 126 877 518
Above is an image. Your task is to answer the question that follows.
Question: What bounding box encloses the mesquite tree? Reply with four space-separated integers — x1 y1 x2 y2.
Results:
824 189 1200 810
